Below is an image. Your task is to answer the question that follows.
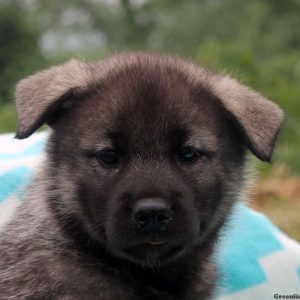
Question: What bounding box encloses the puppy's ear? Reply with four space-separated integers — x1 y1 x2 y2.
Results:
15 59 95 139
210 75 284 162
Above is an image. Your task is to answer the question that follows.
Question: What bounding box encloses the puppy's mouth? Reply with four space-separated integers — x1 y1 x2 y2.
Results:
146 241 166 246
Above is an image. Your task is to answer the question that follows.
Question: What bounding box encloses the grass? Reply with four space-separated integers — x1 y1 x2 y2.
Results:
261 198 300 242
0 104 16 133
250 172 300 241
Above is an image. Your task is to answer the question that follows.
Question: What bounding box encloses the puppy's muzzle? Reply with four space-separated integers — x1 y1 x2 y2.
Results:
132 198 172 233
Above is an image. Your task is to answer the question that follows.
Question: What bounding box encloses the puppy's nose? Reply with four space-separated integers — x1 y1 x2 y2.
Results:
133 198 172 232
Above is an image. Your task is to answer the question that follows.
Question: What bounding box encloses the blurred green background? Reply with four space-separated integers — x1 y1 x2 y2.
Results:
0 0 299 239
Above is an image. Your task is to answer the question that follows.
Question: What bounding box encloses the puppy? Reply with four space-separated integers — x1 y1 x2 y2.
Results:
0 53 283 300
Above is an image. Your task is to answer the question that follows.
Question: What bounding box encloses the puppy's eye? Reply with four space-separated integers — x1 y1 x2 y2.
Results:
177 147 205 163
96 149 119 168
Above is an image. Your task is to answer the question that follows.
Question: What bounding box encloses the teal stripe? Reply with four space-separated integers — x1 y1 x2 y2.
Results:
297 266 300 281
216 203 283 294
0 167 31 202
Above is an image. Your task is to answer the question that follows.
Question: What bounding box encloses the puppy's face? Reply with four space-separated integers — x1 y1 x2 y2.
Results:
49 68 245 264
15 53 284 266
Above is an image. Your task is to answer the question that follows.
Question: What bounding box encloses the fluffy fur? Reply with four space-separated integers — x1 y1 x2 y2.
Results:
0 52 283 300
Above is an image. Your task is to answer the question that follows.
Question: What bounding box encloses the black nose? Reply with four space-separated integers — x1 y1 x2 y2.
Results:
133 198 172 232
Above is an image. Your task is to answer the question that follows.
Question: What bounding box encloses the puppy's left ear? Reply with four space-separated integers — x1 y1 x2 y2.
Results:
15 59 95 139
210 75 284 162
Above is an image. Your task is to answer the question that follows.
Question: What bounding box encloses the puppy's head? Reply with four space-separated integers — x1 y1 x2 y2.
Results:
15 53 283 266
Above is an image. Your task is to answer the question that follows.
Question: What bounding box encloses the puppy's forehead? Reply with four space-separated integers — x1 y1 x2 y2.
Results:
76 63 222 149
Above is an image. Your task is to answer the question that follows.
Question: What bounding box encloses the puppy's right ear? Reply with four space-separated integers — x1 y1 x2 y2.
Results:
15 59 95 139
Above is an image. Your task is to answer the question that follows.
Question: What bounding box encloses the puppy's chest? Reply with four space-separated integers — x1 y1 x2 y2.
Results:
54 261 198 300
46 259 133 299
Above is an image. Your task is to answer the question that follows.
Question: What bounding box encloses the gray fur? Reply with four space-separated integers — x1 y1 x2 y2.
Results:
1 52 283 300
